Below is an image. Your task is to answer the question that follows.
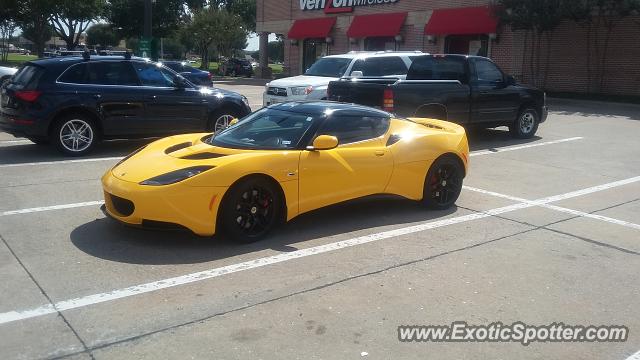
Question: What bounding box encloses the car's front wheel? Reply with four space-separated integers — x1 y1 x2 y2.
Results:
219 177 282 243
52 114 98 156
510 107 539 139
422 156 464 210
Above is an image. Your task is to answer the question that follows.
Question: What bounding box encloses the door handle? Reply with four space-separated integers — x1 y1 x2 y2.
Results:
374 150 385 157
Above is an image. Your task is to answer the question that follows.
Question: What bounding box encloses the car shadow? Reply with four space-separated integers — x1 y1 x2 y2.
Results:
0 138 156 165
465 127 541 152
548 98 640 120
70 195 458 265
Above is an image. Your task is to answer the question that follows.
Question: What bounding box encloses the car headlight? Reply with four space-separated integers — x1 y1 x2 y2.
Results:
291 85 313 96
139 166 214 186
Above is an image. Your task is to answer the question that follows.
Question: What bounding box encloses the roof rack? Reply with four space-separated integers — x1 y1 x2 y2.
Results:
82 50 133 61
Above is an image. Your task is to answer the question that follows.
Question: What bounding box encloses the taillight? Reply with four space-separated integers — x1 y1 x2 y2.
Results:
14 90 42 103
383 88 394 112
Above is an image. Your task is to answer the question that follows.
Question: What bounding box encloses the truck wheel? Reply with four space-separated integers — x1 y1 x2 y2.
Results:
510 108 539 139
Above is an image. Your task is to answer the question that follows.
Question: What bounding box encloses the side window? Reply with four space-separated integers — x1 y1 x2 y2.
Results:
317 115 390 145
473 59 504 83
350 57 408 77
59 63 89 84
407 57 467 82
132 62 178 87
87 62 138 86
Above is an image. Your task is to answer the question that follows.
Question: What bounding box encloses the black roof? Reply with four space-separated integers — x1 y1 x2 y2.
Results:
269 101 390 117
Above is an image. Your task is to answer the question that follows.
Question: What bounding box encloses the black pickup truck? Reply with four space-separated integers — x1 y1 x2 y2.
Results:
328 54 548 138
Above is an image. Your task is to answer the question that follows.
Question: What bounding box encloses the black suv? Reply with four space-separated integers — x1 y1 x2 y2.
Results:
0 55 251 155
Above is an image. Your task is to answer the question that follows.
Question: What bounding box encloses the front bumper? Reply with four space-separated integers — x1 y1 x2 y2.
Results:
101 171 229 236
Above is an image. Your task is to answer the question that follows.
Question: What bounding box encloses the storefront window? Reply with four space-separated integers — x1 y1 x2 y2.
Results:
445 35 489 57
364 37 396 51
303 39 328 73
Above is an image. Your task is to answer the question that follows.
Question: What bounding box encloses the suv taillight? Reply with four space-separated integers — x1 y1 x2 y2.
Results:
383 88 394 112
14 90 42 103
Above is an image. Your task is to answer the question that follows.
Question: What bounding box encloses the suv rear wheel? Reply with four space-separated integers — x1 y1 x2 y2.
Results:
52 114 98 156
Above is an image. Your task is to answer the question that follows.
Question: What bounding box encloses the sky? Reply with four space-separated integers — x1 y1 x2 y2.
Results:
244 33 278 51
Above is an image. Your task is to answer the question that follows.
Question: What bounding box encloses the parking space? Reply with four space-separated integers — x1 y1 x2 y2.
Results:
1 82 639 359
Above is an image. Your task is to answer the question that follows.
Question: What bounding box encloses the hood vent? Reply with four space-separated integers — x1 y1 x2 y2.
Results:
180 153 227 160
164 142 192 154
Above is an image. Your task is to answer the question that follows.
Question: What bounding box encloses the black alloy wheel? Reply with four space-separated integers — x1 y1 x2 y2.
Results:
423 157 464 210
221 178 282 243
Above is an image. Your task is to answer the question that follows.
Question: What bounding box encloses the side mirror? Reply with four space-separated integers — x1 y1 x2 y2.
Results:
307 135 338 151
351 71 363 78
506 75 516 86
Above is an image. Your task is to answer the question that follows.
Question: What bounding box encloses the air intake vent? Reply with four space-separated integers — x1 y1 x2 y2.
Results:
181 153 226 160
164 142 192 154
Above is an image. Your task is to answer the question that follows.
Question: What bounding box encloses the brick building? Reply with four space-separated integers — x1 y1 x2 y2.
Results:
256 0 640 97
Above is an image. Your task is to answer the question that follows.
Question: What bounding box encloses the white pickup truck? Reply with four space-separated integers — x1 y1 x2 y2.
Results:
263 51 424 107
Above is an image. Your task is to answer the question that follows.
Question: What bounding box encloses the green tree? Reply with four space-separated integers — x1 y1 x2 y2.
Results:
16 0 56 58
188 7 247 69
50 0 106 50
86 23 121 49
0 0 19 62
493 0 565 88
106 0 184 39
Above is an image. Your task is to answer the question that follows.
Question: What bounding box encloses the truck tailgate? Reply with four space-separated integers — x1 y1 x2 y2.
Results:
328 78 398 109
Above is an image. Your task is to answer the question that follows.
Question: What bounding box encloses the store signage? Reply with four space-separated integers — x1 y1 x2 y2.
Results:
300 0 399 14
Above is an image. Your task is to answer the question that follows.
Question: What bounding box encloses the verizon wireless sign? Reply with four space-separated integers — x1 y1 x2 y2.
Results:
300 0 399 14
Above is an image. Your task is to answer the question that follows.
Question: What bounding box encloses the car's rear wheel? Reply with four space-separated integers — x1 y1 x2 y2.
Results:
510 107 539 139
423 156 463 210
52 114 98 156
220 178 282 243
208 108 240 132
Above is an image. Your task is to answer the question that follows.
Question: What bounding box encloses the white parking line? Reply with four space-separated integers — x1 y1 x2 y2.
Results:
469 137 583 157
464 186 640 230
625 350 640 360
0 157 123 168
0 140 31 145
0 201 105 217
1 175 638 326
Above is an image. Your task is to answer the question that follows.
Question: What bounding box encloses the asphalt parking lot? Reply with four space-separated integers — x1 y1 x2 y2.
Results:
1 82 639 359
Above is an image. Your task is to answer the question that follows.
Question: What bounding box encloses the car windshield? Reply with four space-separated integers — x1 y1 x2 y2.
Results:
304 57 351 77
210 108 317 150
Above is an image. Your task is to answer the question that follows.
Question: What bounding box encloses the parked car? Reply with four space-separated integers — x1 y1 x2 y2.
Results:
161 61 213 87
328 54 548 139
263 51 424 107
0 66 17 84
222 58 254 77
0 55 251 156
101 101 469 242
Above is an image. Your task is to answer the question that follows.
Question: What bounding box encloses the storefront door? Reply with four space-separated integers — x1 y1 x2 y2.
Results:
364 37 396 51
302 39 327 73
445 35 489 57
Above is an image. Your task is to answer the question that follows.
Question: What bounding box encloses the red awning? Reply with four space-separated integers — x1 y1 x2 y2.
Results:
288 17 337 40
425 6 498 35
346 12 408 38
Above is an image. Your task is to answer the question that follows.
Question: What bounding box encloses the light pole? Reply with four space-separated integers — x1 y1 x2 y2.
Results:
144 0 152 39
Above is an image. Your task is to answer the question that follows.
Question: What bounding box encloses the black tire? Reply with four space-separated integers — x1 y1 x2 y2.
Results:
51 114 99 156
422 156 464 210
219 177 283 243
208 107 241 132
510 107 539 139
27 137 49 145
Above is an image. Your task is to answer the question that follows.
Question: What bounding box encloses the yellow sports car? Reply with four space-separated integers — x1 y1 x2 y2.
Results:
102 102 469 242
